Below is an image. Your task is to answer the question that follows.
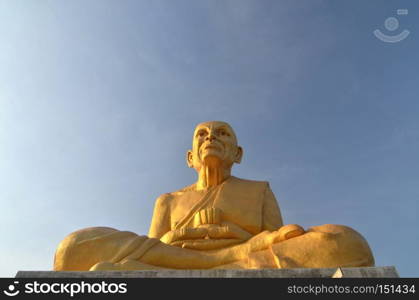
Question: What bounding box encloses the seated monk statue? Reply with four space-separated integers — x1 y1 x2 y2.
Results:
54 121 374 271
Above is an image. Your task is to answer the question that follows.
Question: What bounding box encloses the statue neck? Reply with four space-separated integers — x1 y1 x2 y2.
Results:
196 165 231 191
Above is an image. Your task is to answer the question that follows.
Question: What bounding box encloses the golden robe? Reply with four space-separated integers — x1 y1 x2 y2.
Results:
148 176 283 249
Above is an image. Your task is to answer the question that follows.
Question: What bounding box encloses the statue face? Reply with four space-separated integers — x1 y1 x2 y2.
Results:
187 121 242 170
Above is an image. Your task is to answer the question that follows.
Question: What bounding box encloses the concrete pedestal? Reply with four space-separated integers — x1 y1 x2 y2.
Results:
16 266 399 278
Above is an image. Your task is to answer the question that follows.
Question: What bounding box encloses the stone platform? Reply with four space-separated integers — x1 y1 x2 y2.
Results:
16 266 398 278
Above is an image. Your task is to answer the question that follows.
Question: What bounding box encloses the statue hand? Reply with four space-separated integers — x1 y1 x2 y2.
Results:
277 224 305 241
160 227 208 244
247 224 306 252
162 223 252 250
203 222 252 240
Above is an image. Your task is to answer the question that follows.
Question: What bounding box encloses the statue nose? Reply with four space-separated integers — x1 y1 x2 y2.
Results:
206 134 216 142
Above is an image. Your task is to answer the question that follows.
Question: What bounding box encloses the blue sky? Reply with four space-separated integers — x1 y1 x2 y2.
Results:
1 0 418 277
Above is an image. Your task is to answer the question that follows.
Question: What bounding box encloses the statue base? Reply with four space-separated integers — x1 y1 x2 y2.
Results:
16 266 398 278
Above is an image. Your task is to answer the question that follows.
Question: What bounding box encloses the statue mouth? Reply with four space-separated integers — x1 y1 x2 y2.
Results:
205 145 219 150
203 142 222 151
199 143 224 162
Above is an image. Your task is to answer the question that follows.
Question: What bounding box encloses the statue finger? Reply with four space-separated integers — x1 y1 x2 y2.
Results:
207 226 230 238
183 227 208 239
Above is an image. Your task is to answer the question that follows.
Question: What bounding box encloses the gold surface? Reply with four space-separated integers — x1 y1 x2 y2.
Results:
54 121 374 271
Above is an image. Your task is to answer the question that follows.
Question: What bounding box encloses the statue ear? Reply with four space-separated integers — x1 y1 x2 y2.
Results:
186 150 194 168
234 146 243 164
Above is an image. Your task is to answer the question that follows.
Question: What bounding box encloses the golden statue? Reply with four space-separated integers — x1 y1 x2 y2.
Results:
54 121 374 271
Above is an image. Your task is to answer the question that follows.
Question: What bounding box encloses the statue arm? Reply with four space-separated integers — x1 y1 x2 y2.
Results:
262 184 284 231
148 194 172 239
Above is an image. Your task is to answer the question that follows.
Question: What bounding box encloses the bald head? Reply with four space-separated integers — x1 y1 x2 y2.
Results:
187 121 243 171
193 121 238 144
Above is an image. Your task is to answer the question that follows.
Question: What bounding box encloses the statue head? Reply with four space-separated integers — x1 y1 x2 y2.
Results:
187 121 243 172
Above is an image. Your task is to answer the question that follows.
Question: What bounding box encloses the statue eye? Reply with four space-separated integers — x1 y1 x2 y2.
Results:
197 130 207 137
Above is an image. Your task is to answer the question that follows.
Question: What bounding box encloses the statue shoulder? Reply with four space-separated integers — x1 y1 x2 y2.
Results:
154 183 196 205
153 193 173 209
229 176 270 189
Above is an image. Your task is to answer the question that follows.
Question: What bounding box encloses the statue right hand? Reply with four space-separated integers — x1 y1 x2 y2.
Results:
160 227 209 244
277 224 305 241
207 222 252 240
247 224 306 252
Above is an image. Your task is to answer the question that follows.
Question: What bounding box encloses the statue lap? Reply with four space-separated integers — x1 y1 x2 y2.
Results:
54 224 374 271
249 224 374 269
54 227 158 271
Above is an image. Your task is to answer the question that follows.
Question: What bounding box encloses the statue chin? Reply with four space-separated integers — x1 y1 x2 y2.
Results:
202 154 223 166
